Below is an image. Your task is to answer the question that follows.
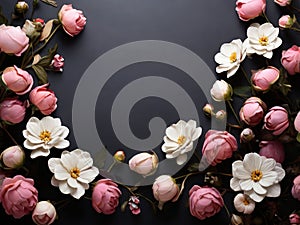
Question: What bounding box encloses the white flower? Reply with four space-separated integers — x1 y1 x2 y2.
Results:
23 116 70 159
230 152 285 202
48 149 99 199
210 80 233 102
214 39 247 78
233 193 255 214
161 120 202 165
244 22 282 59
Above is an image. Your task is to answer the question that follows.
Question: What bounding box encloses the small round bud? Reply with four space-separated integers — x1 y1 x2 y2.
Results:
114 150 126 162
0 145 25 169
15 1 29 14
240 128 255 143
231 214 244 225
203 103 214 117
215 110 227 121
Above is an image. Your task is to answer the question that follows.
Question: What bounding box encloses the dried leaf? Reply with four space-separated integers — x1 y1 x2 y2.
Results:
37 44 58 67
40 0 57 7
32 65 48 84
32 54 41 65
40 19 54 41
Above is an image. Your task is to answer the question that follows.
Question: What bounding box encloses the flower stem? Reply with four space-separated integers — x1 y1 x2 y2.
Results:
0 123 20 146
240 66 251 86
174 171 202 180
262 11 270 23
226 100 242 126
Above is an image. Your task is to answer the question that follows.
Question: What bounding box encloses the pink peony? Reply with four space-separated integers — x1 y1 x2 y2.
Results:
259 140 285 163
281 45 300 75
58 4 87 37
32 201 57 225
2 66 33 95
264 106 289 135
290 213 300 225
0 98 26 124
189 185 224 220
29 84 57 115
240 97 267 126
0 24 29 56
92 179 122 215
251 66 280 92
294 111 300 133
235 0 266 21
202 130 238 166
292 175 300 201
0 175 38 219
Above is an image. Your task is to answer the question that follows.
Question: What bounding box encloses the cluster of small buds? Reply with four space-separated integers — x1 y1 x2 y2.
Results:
203 103 227 121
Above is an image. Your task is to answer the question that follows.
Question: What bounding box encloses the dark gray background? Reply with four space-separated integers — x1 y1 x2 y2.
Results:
1 0 300 225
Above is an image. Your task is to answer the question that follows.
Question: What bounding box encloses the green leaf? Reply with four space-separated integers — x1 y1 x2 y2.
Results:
233 86 252 98
0 7 8 25
32 65 48 84
296 133 300 143
36 44 58 67
40 0 58 7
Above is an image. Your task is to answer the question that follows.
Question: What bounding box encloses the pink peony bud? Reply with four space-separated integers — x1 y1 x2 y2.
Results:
251 66 280 92
236 0 266 21
264 106 289 135
279 15 296 28
239 97 267 126
129 152 158 176
289 213 300 225
292 175 300 201
32 201 57 225
0 98 26 124
259 140 285 163
0 145 25 169
274 0 292 6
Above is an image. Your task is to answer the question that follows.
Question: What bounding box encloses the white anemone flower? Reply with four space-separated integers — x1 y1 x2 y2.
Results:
244 22 282 59
48 149 99 199
230 152 285 202
161 120 202 165
214 39 247 78
233 193 255 214
23 116 70 159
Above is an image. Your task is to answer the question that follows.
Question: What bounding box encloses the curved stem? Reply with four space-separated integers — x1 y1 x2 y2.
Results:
226 100 242 126
174 171 202 180
262 11 270 23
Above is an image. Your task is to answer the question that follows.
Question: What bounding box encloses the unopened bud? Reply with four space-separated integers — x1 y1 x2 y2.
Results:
240 128 255 143
114 150 126 162
15 1 29 14
231 214 244 225
203 104 214 117
215 110 226 121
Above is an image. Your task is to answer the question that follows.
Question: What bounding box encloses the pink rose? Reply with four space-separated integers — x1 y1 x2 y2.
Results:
259 140 285 163
202 130 238 166
58 4 87 37
281 45 300 75
294 111 300 133
0 98 26 124
290 213 300 225
264 106 289 135
292 175 300 201
152 175 179 209
92 179 121 215
189 185 224 220
0 24 29 56
0 175 38 219
279 15 295 28
240 97 267 126
274 0 292 6
29 84 57 115
235 0 266 21
32 201 57 225
2 66 33 95
251 67 280 92
0 145 25 169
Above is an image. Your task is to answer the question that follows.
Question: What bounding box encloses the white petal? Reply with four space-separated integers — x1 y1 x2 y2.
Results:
70 184 85 199
227 65 240 78
79 166 99 183
176 154 187 165
259 171 277 187
30 148 50 159
54 164 70 181
26 119 41 136
252 182 267 195
76 151 93 170
51 176 59 187
274 164 285 182
58 180 71 194
67 177 79 188
166 125 180 142
243 153 262 172
235 166 250 180
230 177 241 191
215 52 230 65
48 158 61 173
245 190 265 202
191 127 202 141
51 126 69 139
260 158 276 172
263 51 273 59
266 184 281 197
232 160 243 176
41 116 61 131
220 43 237 57
24 140 44 150
61 151 77 169
240 179 253 191
23 131 43 144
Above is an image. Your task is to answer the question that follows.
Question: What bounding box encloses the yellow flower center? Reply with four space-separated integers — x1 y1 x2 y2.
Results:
70 168 80 179
259 36 268 46
39 130 52 143
243 198 249 205
177 135 186 145
251 169 263 182
229 52 237 63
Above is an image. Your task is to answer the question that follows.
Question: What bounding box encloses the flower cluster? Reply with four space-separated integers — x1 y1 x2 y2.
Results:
0 0 300 225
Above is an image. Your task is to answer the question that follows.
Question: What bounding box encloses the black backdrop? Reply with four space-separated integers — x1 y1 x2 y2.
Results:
1 1 300 225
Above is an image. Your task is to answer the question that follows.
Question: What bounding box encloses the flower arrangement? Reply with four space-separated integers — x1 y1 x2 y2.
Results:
0 0 300 225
